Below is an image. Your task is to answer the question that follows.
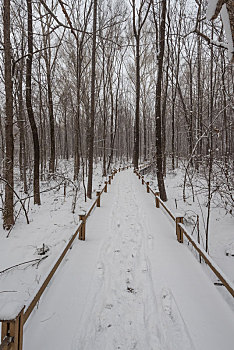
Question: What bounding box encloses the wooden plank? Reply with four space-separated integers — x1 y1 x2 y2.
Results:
0 336 14 350
1 308 24 350
179 223 234 298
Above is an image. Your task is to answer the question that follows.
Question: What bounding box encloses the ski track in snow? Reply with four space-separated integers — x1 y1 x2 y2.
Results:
72 173 194 350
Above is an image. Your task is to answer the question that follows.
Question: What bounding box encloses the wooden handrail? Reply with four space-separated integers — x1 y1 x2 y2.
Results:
157 197 176 221
179 223 234 297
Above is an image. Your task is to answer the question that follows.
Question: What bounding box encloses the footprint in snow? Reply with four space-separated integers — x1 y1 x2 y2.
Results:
141 261 148 273
97 262 104 278
162 289 172 317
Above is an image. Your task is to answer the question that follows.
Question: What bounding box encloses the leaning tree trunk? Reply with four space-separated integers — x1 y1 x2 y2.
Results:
155 0 167 202
26 0 41 205
87 0 97 199
3 0 14 229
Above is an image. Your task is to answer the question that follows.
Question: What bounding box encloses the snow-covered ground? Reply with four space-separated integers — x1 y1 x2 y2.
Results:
0 162 108 318
1 166 233 349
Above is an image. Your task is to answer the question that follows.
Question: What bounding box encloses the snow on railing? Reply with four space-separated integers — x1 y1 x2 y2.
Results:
0 165 131 350
179 223 234 298
134 168 234 299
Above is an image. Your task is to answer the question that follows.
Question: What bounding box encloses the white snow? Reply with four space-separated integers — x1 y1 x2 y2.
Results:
221 4 234 60
207 0 219 20
207 0 234 60
13 169 234 350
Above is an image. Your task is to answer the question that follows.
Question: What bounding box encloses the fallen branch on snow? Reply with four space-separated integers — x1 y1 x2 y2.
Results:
0 256 48 275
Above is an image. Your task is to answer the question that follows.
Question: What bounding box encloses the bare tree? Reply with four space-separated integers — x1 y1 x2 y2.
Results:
3 0 14 229
87 0 98 199
151 0 167 201
131 0 151 169
26 0 41 204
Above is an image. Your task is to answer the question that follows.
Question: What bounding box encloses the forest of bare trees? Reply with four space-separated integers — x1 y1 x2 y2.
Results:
0 0 233 232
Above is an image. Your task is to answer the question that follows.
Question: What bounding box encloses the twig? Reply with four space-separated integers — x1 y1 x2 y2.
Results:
0 256 48 275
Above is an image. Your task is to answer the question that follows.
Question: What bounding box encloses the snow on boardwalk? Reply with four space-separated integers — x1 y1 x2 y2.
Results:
24 170 234 350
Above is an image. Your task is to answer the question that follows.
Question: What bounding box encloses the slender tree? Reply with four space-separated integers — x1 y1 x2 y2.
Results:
3 0 14 229
152 0 167 201
26 0 41 204
131 0 151 169
87 0 98 199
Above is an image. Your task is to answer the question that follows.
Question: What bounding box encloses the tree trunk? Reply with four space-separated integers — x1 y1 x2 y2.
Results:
26 0 41 205
205 25 214 253
155 0 167 202
133 35 140 169
46 64 55 174
16 50 28 193
3 0 14 229
87 0 97 199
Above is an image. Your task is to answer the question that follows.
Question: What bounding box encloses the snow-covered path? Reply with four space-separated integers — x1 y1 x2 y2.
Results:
24 170 234 350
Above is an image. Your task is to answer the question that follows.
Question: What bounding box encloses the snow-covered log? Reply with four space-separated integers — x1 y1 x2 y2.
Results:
207 0 234 61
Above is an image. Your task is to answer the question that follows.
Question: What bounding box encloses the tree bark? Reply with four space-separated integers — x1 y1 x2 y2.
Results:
155 0 167 201
87 0 97 199
26 0 41 205
133 35 140 169
3 0 14 229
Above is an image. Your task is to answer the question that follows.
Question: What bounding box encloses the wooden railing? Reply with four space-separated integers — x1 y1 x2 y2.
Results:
0 165 131 350
134 169 234 299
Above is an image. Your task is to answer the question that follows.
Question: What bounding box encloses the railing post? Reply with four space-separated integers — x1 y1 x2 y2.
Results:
109 175 112 185
155 192 160 208
142 176 144 185
96 191 101 207
79 214 86 241
104 181 108 193
146 182 150 193
1 307 24 350
176 216 184 243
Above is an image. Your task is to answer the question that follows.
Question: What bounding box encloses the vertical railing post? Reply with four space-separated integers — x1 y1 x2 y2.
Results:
146 182 150 193
142 176 144 185
155 192 160 208
104 181 108 193
79 214 86 240
176 216 184 243
96 191 101 207
1 308 24 350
